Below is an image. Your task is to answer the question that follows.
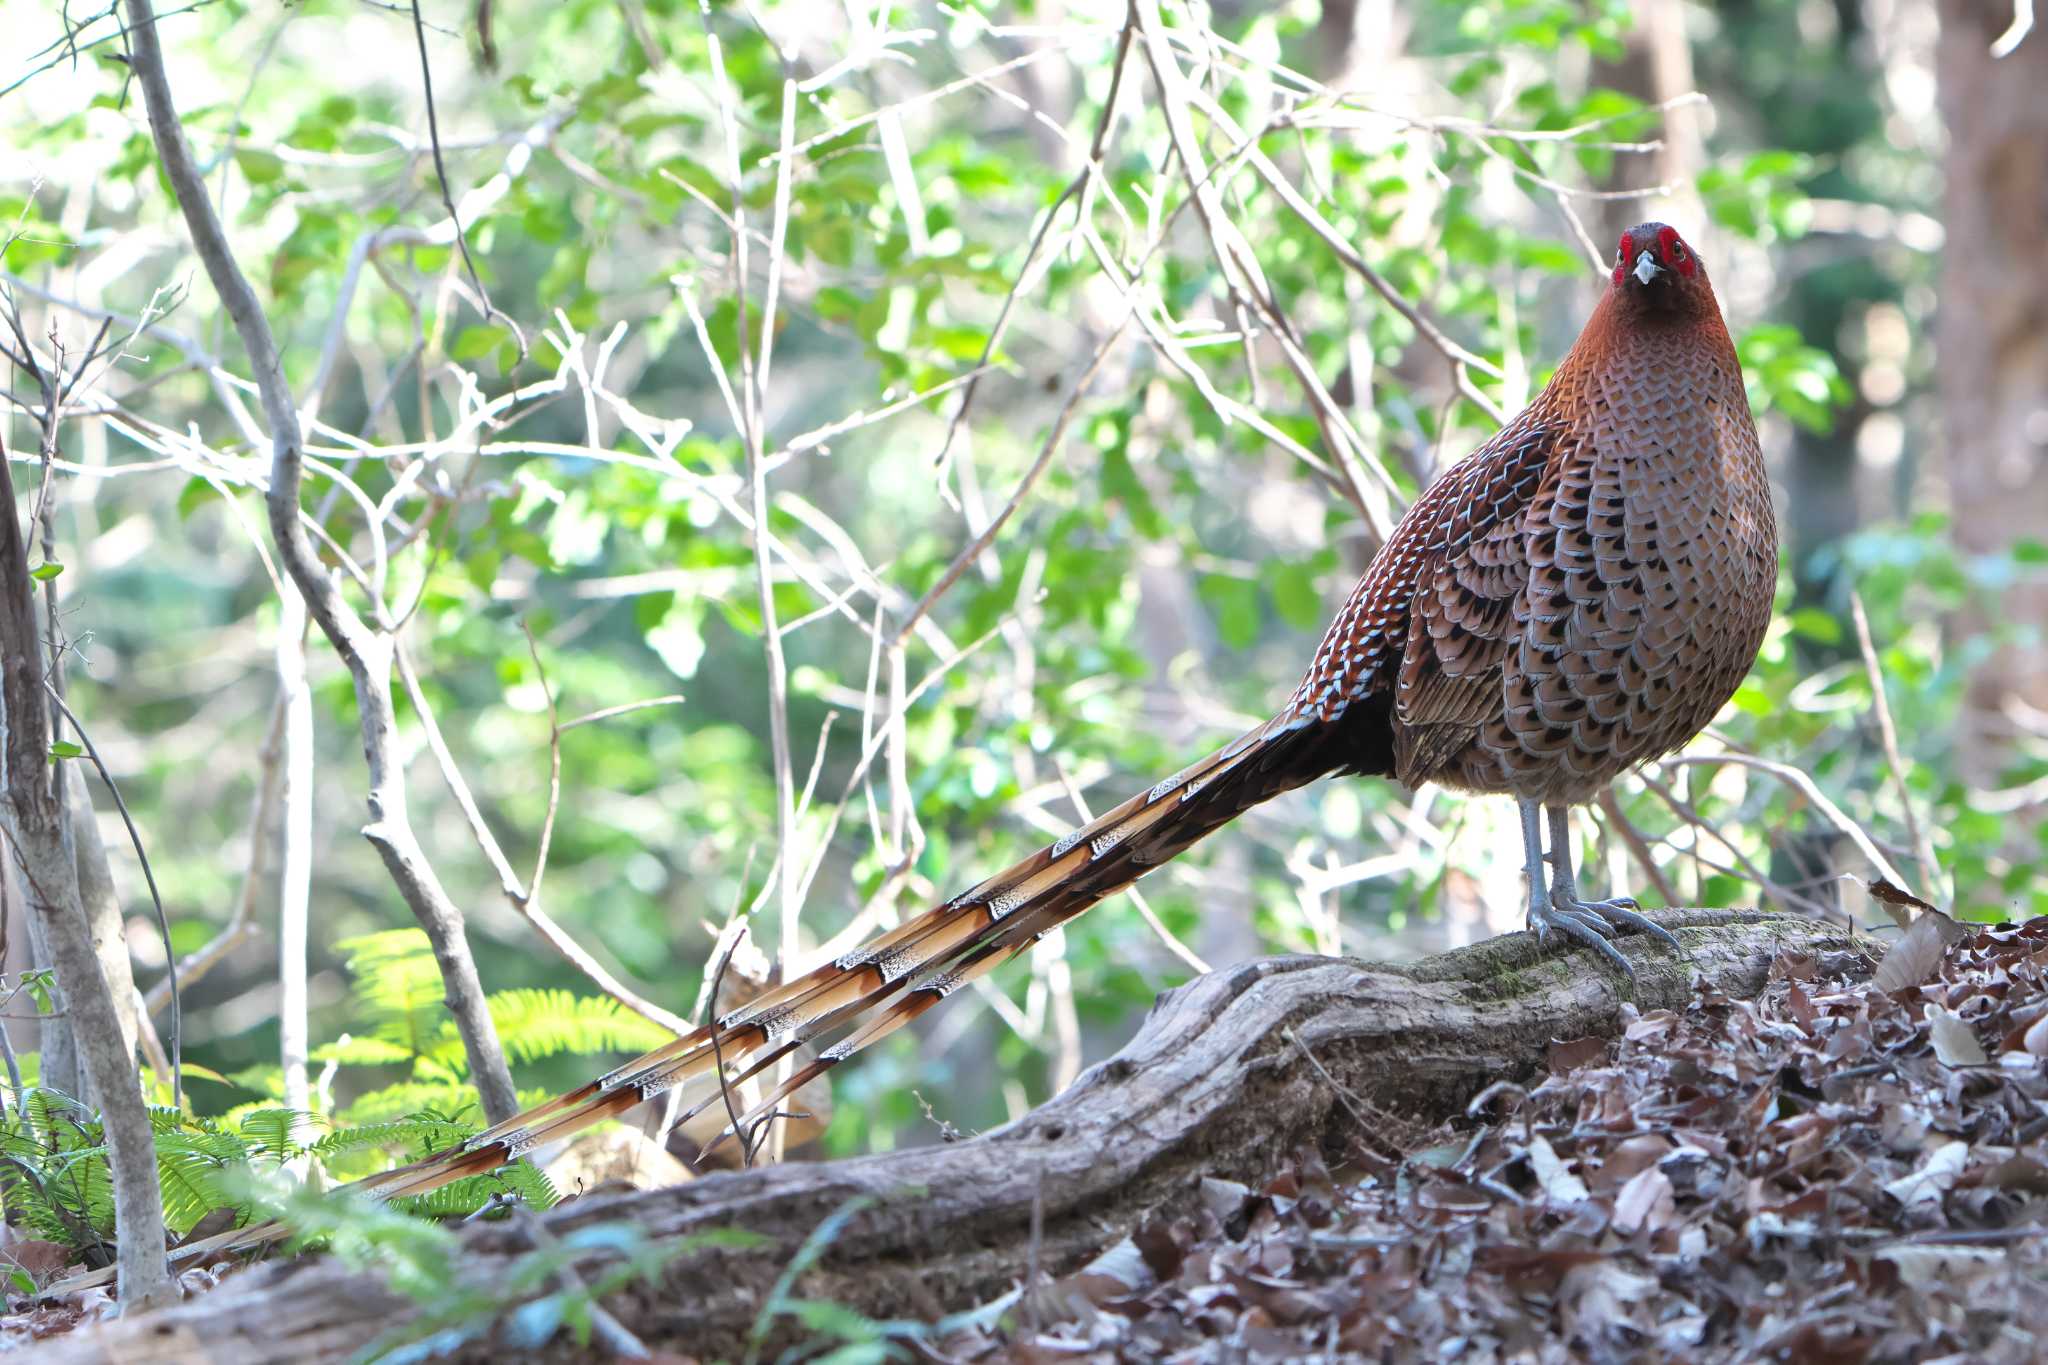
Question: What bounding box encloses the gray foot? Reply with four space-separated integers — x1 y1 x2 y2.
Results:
1527 891 1679 978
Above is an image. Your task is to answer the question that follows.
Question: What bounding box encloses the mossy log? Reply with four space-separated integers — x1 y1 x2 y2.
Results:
49 910 1871 1364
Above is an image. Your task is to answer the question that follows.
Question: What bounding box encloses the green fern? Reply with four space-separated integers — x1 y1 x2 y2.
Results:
335 929 463 1061
0 929 685 1265
156 1132 249 1235
308 1116 475 1160
486 989 675 1064
233 1108 307 1164
389 1159 558 1221
308 1035 418 1068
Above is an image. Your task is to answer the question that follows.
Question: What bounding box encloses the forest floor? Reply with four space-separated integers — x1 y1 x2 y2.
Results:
6 914 2043 1361
945 915 2048 1364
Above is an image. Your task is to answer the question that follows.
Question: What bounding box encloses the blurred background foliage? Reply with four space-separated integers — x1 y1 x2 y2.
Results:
1 0 2042 1164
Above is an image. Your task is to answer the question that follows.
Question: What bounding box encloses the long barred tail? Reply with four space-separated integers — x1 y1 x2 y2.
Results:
109 714 1335 1283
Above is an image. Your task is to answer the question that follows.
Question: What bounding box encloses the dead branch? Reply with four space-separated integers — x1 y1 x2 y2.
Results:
48 909 1867 1360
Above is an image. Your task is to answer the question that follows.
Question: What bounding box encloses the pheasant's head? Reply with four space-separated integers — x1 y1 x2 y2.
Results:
1610 222 1716 320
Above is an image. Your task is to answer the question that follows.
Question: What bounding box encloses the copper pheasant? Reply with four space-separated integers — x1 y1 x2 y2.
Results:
102 221 1778 1278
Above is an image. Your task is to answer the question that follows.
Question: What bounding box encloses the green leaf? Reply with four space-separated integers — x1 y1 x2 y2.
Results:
1788 607 1843 645
175 476 214 522
1266 561 1323 632
449 326 507 363
1197 574 1261 651
233 147 287 185
47 740 83 760
29 561 62 580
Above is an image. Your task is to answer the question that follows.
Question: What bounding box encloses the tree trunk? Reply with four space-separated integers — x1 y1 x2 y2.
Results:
1937 8 2048 789
1 441 174 1310
47 909 1867 1363
65 768 143 1072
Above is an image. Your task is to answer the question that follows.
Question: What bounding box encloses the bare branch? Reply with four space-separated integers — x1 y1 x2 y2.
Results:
394 640 693 1040
119 0 518 1123
1850 592 1942 900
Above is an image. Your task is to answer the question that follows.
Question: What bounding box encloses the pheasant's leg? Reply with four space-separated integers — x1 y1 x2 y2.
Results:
1545 805 1681 952
1520 799 1636 976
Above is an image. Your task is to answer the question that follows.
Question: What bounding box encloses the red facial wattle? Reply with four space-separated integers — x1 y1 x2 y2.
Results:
1612 232 1634 287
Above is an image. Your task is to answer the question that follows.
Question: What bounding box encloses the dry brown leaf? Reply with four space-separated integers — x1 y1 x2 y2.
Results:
1924 1004 1988 1067
1864 875 1940 928
1876 1244 2005 1293
1771 950 1819 981
0 1240 71 1285
1526 1134 1590 1207
1883 1139 1969 1206
1612 1165 1676 1235
1593 1134 1672 1190
1547 1035 1609 1075
1873 911 1961 993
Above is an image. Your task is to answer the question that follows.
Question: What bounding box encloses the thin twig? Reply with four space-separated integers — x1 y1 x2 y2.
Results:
144 695 288 1015
557 695 688 734
405 0 524 358
1657 752 1910 892
703 924 752 1171
1596 789 1682 908
1634 770 1836 921
395 640 692 1038
276 587 313 1115
929 11 1139 496
1850 591 1940 898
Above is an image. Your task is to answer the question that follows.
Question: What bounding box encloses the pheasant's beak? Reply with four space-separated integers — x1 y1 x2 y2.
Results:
1632 250 1662 286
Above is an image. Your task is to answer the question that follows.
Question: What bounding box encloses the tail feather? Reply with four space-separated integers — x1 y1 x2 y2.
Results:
58 716 1333 1293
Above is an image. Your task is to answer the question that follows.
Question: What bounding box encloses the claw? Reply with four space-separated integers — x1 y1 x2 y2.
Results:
1528 897 1638 976
1550 905 1619 938
1572 896 1681 952
1527 893 1680 979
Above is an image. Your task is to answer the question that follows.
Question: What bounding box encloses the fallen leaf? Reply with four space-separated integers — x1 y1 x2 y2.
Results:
1526 1134 1590 1207
1873 912 1963 993
0 1241 70 1285
1056 1236 1154 1306
1548 1035 1609 1075
1612 1165 1675 1235
1977 1154 2048 1194
1198 1177 1251 1222
1924 1005 1987 1067
1864 876 1939 926
1876 1244 2004 1292
1771 950 1819 981
1883 1139 1968 1206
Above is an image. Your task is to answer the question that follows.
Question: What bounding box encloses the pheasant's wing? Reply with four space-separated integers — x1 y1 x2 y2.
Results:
1386 422 1565 777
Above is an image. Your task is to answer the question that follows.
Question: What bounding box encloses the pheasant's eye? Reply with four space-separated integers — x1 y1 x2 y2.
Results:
1669 242 1688 262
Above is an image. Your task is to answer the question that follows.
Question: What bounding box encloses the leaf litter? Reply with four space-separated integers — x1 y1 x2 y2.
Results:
951 916 2048 1363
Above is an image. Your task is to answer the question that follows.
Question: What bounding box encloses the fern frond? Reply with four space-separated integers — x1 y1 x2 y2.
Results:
156 1139 243 1235
310 1117 475 1160
335 929 456 1059
234 1108 313 1163
495 1158 559 1212
483 989 676 1064
309 1035 418 1068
